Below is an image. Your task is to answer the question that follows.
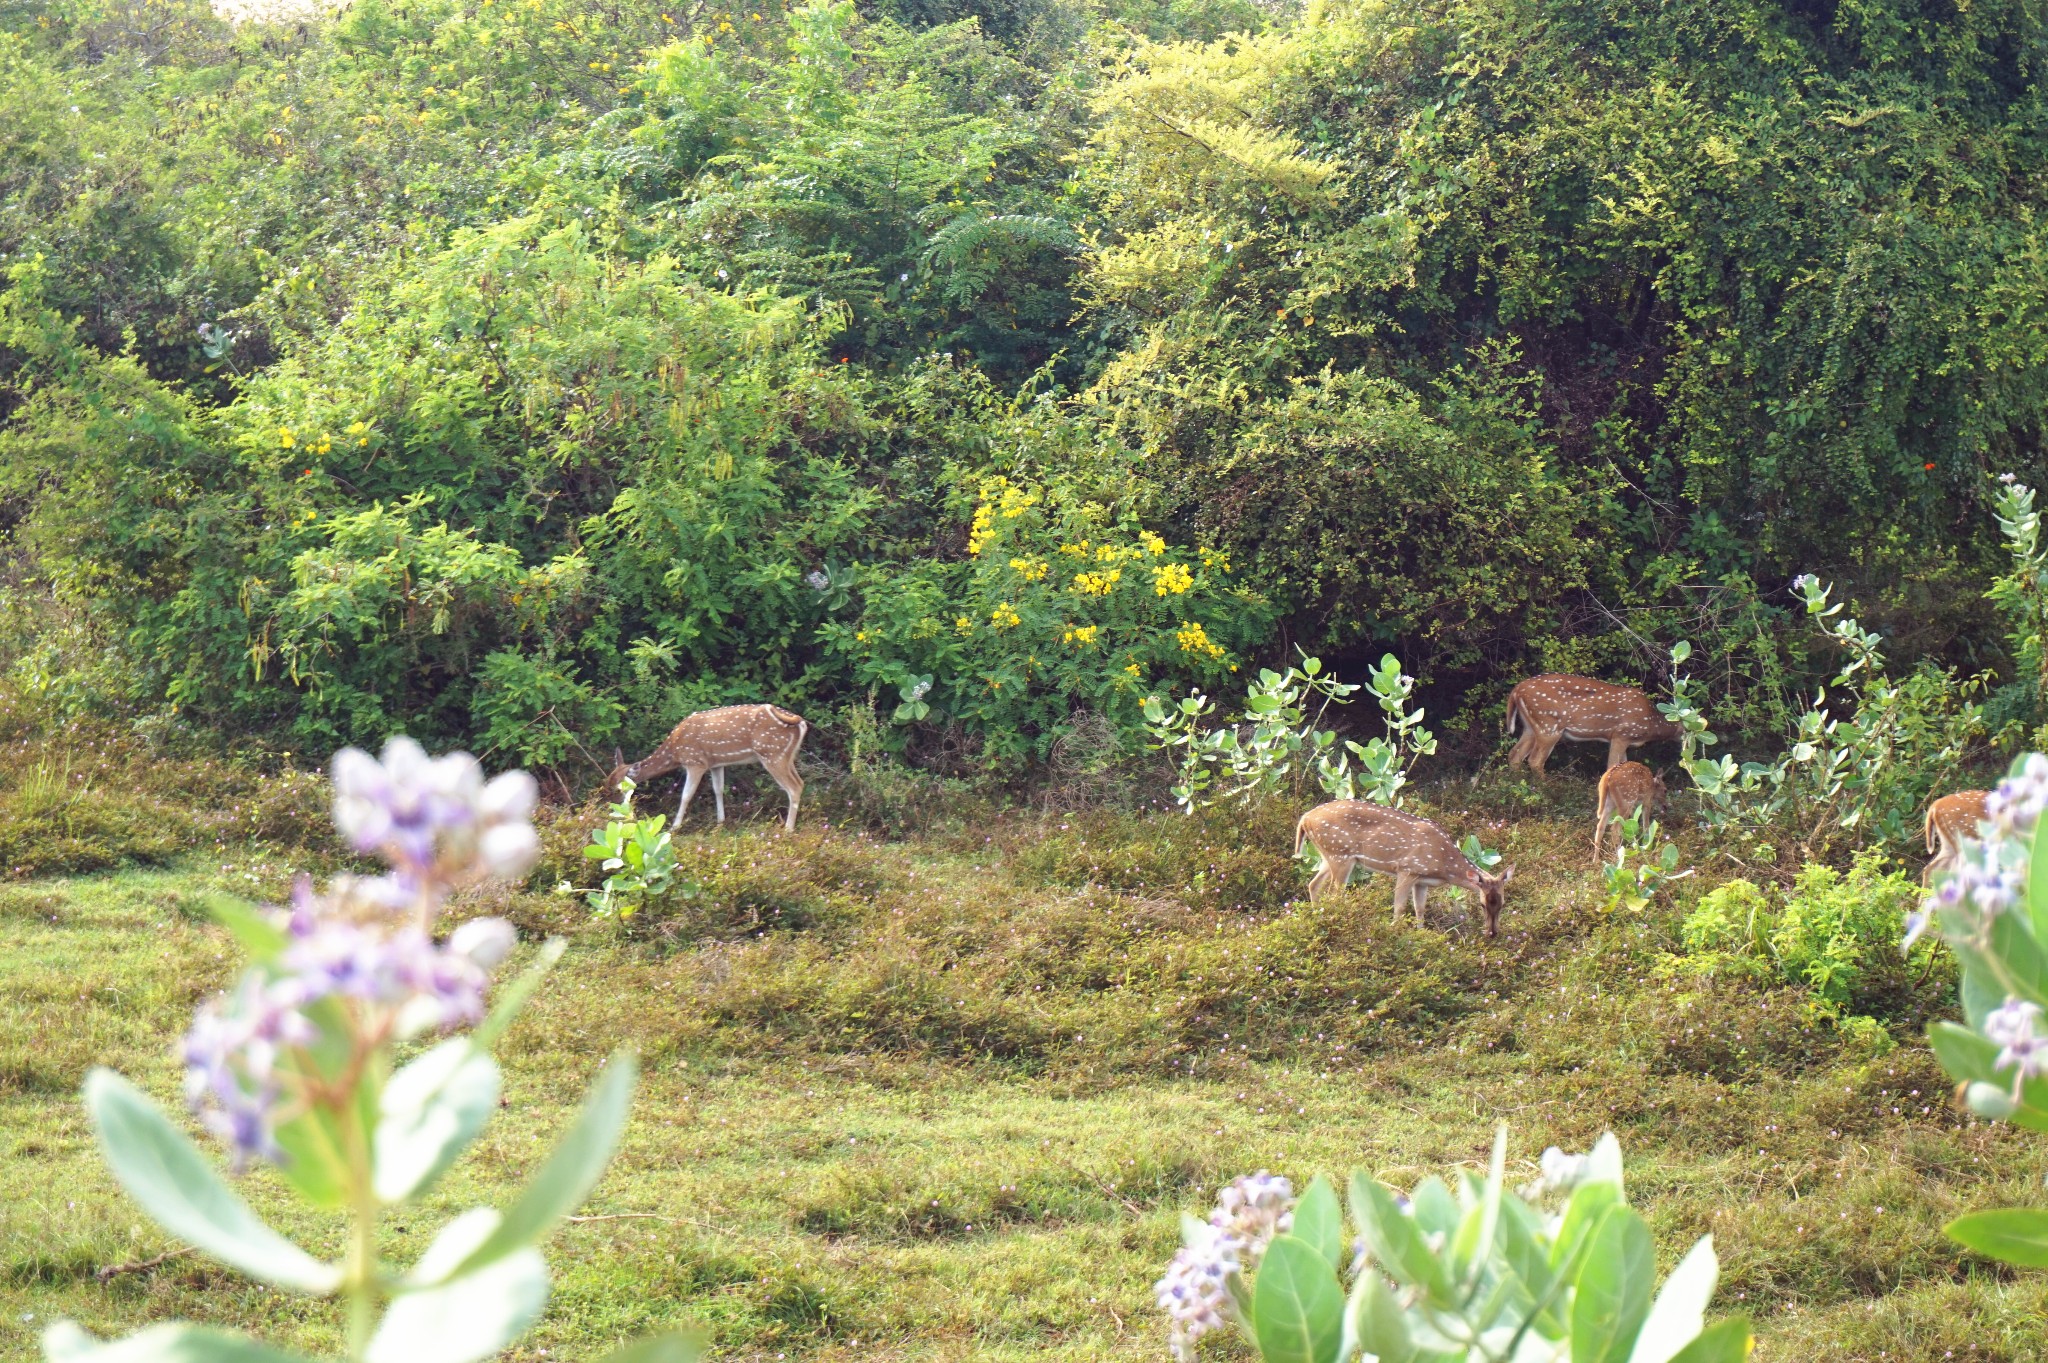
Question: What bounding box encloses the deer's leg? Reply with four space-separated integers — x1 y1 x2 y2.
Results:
710 766 728 824
1412 882 1430 928
1529 733 1560 774
1606 738 1630 770
1505 731 1534 770
1391 872 1417 922
1306 854 1344 902
1593 796 1612 862
763 755 804 831
673 767 705 830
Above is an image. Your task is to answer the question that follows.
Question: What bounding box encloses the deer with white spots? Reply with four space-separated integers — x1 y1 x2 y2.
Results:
607 704 809 831
1923 789 1989 886
1503 674 1679 774
1592 761 1666 862
1294 800 1514 936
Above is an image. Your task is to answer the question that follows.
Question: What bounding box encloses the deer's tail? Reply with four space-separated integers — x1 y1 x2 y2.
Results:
1294 814 1309 859
1925 801 1939 856
1504 689 1524 737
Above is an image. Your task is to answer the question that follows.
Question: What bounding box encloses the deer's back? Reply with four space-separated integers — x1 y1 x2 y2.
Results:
1929 790 1990 839
1514 674 1664 737
1300 801 1464 874
1598 761 1659 811
669 704 807 763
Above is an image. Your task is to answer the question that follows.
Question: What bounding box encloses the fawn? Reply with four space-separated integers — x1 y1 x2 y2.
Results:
1294 800 1514 936
1592 761 1666 862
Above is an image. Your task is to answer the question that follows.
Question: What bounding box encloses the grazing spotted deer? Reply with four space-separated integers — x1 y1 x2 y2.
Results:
607 704 809 832
1294 800 1514 936
1923 789 1990 886
1504 674 1680 774
1592 761 1666 862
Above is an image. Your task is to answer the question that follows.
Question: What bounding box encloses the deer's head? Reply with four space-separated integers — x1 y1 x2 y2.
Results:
605 749 634 799
1470 863 1515 937
1650 770 1670 809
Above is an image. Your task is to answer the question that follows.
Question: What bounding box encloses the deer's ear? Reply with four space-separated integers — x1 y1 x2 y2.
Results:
1498 863 1516 882
613 746 625 767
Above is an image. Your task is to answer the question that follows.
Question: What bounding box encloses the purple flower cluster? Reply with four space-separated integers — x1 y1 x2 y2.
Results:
183 737 537 1166
184 896 517 1165
1986 999 2048 1091
1155 1172 1295 1360
332 737 539 894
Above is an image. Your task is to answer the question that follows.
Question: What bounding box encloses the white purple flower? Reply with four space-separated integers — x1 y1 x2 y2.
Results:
806 570 831 591
1986 999 2048 1087
331 736 539 888
1156 1221 1240 1362
1212 1171 1294 1252
1987 756 2048 840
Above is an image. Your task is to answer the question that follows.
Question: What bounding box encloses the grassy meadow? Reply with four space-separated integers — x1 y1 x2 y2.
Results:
1 728 2045 1363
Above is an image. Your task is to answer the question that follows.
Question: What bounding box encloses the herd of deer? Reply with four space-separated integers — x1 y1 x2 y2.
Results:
607 675 1982 939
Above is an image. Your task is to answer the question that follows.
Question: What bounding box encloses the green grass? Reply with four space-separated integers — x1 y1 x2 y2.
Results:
1 752 2046 1361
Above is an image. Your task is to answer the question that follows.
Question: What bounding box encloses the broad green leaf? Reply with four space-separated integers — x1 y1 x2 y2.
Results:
1250 1235 1345 1363
475 937 565 1052
43 1321 316 1362
1570 1206 1655 1363
1449 1127 1508 1287
427 1050 637 1284
1339 1270 1412 1363
203 897 288 965
1551 1179 1621 1273
1584 1133 1624 1193
1292 1175 1347 1272
1627 1235 1718 1363
1496 1199 1559 1330
1663 1317 1754 1363
269 1105 353 1212
83 1070 340 1294
1350 1173 1452 1305
1945 1208 2048 1267
368 1246 548 1363
594 1333 708 1363
1409 1176 1459 1239
374 1039 501 1204
1927 1021 2003 1086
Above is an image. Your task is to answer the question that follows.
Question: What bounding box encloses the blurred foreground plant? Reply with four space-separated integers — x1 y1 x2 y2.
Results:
1154 1128 1750 1362
1918 752 2048 1271
47 738 698 1363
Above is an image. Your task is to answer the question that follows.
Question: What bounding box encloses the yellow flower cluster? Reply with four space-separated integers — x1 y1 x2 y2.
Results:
966 478 1040 556
1176 621 1224 659
1009 556 1049 582
1062 624 1099 646
955 615 973 634
1139 531 1166 556
990 602 1021 630
1152 563 1193 596
1058 540 1090 557
1198 546 1232 574
1072 568 1121 596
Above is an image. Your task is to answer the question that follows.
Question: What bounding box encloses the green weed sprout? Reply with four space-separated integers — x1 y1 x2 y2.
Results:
46 738 698 1363
1919 751 2048 1271
1153 1127 1751 1362
1600 813 1689 914
566 776 692 920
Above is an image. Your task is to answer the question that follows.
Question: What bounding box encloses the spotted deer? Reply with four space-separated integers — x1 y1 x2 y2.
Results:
607 704 809 832
1923 789 1990 887
1504 674 1680 774
1294 800 1514 936
1592 761 1666 862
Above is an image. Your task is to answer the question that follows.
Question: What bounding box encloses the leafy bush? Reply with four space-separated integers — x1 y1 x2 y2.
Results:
1668 855 1933 1024
1153 1131 1750 1362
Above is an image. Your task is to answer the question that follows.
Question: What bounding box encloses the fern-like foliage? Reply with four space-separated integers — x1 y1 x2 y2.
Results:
917 210 1080 307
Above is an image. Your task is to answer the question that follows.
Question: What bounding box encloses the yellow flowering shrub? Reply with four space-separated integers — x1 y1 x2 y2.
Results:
828 473 1268 763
